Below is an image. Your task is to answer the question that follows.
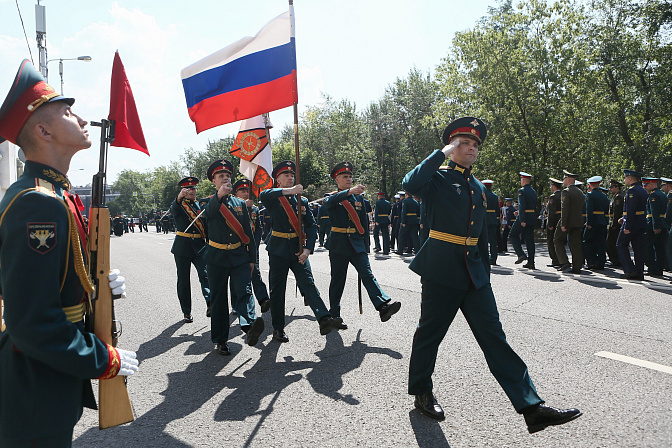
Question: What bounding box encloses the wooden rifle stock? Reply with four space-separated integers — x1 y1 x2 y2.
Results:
90 119 134 429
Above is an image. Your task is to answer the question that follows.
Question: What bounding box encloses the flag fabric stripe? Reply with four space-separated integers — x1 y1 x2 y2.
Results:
182 40 296 108
187 73 296 133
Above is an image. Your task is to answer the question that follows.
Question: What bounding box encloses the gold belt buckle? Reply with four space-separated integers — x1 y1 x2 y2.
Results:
226 243 232 250
465 236 472 245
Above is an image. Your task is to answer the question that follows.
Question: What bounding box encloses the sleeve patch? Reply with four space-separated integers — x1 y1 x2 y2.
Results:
27 222 57 254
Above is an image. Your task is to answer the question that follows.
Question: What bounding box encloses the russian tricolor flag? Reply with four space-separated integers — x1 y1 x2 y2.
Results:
181 8 298 133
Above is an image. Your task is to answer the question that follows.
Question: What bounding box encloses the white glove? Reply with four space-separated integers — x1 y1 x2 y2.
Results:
117 348 139 377
108 269 127 298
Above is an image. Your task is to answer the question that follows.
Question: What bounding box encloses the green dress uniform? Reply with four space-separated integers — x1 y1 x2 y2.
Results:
390 196 403 250
546 187 562 266
644 184 668 275
607 188 624 265
170 178 210 319
398 196 421 254
554 180 585 271
325 188 392 318
483 183 500 264
664 183 672 270
373 196 392 254
617 172 648 277
583 183 610 269
317 200 331 246
510 179 537 265
404 150 542 412
248 204 270 304
0 162 122 445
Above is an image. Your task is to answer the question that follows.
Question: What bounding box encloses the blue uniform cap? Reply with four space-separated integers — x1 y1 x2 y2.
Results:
623 169 642 179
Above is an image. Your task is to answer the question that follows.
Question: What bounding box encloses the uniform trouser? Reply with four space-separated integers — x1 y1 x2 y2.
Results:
645 229 668 273
174 253 210 315
231 246 269 306
398 223 420 253
606 225 621 263
208 262 257 344
554 226 583 268
319 224 330 245
583 225 607 268
328 251 390 318
501 225 511 251
546 227 559 265
390 220 399 249
667 227 672 270
408 280 543 412
510 221 535 261
1 429 74 447
617 228 645 274
487 225 498 263
268 253 330 331
373 223 390 253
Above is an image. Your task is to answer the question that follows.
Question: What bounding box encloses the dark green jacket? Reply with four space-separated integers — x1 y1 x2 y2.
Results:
260 188 317 259
665 192 672 226
561 185 586 229
401 197 420 225
609 192 624 227
324 189 368 254
403 151 490 290
374 199 391 225
516 184 537 226
317 204 331 227
204 194 256 267
0 162 112 439
646 188 669 231
547 190 562 229
586 189 610 227
170 196 207 257
484 189 500 227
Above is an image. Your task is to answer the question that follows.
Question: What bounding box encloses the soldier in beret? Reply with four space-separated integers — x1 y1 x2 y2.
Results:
510 172 537 269
606 179 624 267
584 176 610 270
0 59 138 446
231 179 270 313
204 160 264 356
546 178 563 267
325 162 401 328
260 161 343 342
554 170 585 273
403 116 580 431
642 177 668 276
617 170 648 280
373 191 392 254
170 176 210 322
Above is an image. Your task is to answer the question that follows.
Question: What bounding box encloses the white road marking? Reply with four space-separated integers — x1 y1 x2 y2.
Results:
595 351 672 375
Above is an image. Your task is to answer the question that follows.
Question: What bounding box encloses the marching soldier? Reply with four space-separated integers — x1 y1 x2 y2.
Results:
397 192 421 255
661 178 672 271
419 197 429 247
404 116 580 431
317 193 331 247
583 176 610 270
554 170 585 273
390 191 405 251
642 177 668 276
373 191 392 254
617 169 648 280
161 212 171 234
325 162 401 328
501 198 515 252
606 179 624 266
481 180 500 265
259 161 343 343
231 179 271 312
510 172 537 269
546 178 563 267
0 59 138 446
170 176 211 322
204 160 264 356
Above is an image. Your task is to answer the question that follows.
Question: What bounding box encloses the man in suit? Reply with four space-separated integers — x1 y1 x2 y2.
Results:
170 176 211 322
510 172 537 269
403 116 580 432
373 191 392 254
554 171 585 274
481 180 500 265
617 170 648 280
583 176 610 270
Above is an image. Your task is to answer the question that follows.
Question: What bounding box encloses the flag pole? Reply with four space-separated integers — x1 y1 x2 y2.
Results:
290 0 303 254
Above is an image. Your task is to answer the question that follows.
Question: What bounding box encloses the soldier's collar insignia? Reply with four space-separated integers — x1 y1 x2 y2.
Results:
41 168 71 190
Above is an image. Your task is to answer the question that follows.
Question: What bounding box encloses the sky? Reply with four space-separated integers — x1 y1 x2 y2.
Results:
0 0 495 187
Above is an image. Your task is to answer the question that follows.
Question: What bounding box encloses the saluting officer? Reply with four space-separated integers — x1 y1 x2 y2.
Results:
260 161 343 343
481 180 500 265
317 193 331 247
170 176 211 322
204 160 264 356
373 191 392 254
510 172 537 269
661 177 672 271
606 179 624 266
404 116 580 432
617 169 648 280
554 170 585 273
397 192 421 255
546 178 563 267
0 59 138 446
583 176 610 270
642 177 668 276
231 179 271 312
325 162 401 328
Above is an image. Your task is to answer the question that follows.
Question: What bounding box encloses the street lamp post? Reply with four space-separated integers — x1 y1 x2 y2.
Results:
46 56 92 95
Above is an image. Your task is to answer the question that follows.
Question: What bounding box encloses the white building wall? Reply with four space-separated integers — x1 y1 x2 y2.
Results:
0 141 23 201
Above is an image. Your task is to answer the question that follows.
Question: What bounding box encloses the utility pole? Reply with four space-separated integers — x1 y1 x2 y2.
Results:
35 1 47 79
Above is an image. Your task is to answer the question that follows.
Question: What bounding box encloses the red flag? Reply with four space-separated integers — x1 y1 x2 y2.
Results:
251 166 273 197
108 52 149 155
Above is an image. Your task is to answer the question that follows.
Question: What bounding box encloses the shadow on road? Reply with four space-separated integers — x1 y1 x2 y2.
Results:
409 409 452 447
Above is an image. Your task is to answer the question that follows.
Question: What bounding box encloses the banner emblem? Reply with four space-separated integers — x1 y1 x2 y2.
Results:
28 222 56 254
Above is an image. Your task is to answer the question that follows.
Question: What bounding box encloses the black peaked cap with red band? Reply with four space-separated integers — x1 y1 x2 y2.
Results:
206 159 233 181
331 161 353 179
233 178 252 192
178 176 199 188
441 116 487 146
272 160 296 179
0 59 75 144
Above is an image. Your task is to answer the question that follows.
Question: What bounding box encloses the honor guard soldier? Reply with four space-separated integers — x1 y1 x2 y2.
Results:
546 178 563 267
661 178 672 271
232 179 271 312
373 191 392 254
397 192 421 255
404 116 580 431
642 177 668 276
204 160 264 356
170 176 211 322
554 170 585 273
317 193 331 247
260 161 343 342
325 162 401 328
390 191 405 251
583 176 610 270
606 179 624 266
510 172 537 268
161 212 171 234
481 180 500 265
0 59 138 446
617 169 648 280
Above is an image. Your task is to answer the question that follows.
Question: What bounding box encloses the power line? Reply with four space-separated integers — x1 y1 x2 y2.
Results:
15 0 35 65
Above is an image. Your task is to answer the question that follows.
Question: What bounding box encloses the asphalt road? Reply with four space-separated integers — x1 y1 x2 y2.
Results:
73 230 672 447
